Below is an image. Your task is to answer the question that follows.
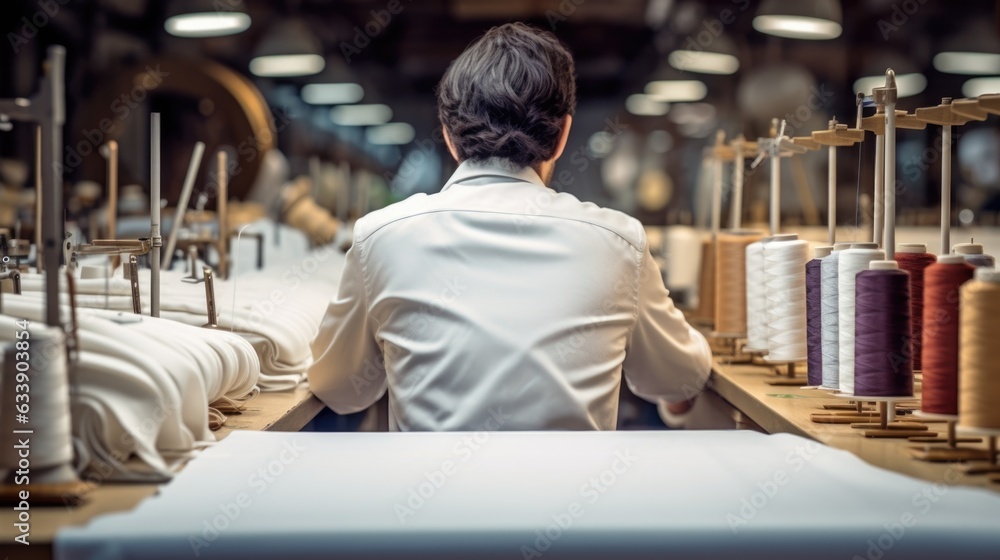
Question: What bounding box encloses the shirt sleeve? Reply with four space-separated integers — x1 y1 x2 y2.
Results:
307 241 387 414
621 244 712 404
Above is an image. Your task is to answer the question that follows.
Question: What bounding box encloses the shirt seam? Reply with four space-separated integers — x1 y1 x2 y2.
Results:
358 208 643 251
627 244 645 341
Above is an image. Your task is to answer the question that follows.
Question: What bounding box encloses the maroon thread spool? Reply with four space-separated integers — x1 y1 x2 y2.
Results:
896 243 935 372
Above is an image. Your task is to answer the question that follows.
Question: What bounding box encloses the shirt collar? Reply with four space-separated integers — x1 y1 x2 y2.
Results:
442 159 549 192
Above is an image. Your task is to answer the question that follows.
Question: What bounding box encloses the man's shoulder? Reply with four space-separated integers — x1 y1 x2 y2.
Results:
353 188 646 252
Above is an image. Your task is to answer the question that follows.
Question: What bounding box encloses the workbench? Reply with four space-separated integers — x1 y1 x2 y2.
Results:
5 359 999 558
0 385 324 560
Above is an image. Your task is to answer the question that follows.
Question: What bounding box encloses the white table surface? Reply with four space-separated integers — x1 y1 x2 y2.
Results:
56 430 1000 559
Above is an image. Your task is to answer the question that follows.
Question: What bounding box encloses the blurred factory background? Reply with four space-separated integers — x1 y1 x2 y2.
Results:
2 0 1000 239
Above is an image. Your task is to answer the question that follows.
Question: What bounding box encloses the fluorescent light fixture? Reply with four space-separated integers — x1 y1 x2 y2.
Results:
853 72 926 98
330 104 393 126
366 123 415 145
626 94 669 116
933 52 1000 75
302 83 364 105
645 80 707 102
962 77 1000 98
249 54 324 77
667 51 739 75
165 12 251 37
752 15 842 39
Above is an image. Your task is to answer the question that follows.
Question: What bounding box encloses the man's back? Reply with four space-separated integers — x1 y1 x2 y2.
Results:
307 22 709 430
308 162 711 430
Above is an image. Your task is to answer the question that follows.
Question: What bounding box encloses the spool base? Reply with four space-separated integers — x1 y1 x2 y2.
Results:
837 396 933 438
709 335 754 364
907 447 993 463
763 360 807 386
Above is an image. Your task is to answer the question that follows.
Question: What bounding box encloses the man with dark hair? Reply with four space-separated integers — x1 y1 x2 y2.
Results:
309 23 710 430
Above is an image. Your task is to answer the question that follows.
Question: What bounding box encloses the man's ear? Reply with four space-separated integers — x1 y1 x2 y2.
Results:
550 114 573 162
442 125 460 162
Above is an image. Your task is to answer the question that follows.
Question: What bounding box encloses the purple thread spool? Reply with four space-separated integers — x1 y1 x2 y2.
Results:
806 246 832 386
854 261 914 397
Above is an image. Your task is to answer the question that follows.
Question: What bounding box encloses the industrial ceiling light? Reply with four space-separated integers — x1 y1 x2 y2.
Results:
668 34 740 75
752 0 842 40
626 94 669 116
250 19 325 77
330 104 393 126
962 77 1000 98
164 0 251 37
932 21 1000 75
366 123 415 145
645 80 707 102
853 72 926 98
302 83 364 105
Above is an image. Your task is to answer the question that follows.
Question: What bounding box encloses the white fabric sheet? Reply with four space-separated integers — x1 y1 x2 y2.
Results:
55 431 1000 559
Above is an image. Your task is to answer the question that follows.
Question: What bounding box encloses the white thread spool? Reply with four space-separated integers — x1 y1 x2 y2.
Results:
1 326 76 483
745 240 767 352
838 242 885 394
763 234 809 362
821 242 852 389
952 242 996 268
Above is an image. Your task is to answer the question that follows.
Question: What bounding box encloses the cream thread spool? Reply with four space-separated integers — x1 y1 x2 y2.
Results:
958 267 1000 431
763 234 809 363
838 242 885 394
0 326 77 485
714 229 764 337
745 240 767 352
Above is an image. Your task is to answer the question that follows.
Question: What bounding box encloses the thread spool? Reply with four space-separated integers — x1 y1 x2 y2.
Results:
714 230 764 337
807 246 833 386
763 234 809 362
952 242 996 268
838 242 885 394
854 260 913 397
695 237 715 325
958 267 1000 430
820 242 852 389
0 326 77 485
921 255 975 415
896 243 935 372
745 241 767 352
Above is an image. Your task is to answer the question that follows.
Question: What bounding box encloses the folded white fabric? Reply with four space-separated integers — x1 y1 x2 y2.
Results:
0 296 261 480
18 244 345 391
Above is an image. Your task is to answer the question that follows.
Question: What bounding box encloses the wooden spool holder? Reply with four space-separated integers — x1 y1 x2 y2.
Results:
710 333 755 364
763 359 808 387
908 412 988 462
838 396 937 438
953 428 1000 476
811 124 865 147
813 399 887 423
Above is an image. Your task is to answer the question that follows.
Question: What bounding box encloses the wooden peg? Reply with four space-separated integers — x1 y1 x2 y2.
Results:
950 98 990 121
915 97 983 125
812 124 865 146
975 93 1000 114
791 137 821 150
860 110 927 135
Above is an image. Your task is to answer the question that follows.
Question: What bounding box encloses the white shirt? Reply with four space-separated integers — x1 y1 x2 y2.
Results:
308 161 711 430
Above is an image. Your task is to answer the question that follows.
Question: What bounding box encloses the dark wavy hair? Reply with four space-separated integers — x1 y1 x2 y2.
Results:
437 23 576 170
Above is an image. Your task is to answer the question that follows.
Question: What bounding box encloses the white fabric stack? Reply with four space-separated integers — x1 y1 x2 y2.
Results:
0 296 261 481
17 233 346 391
